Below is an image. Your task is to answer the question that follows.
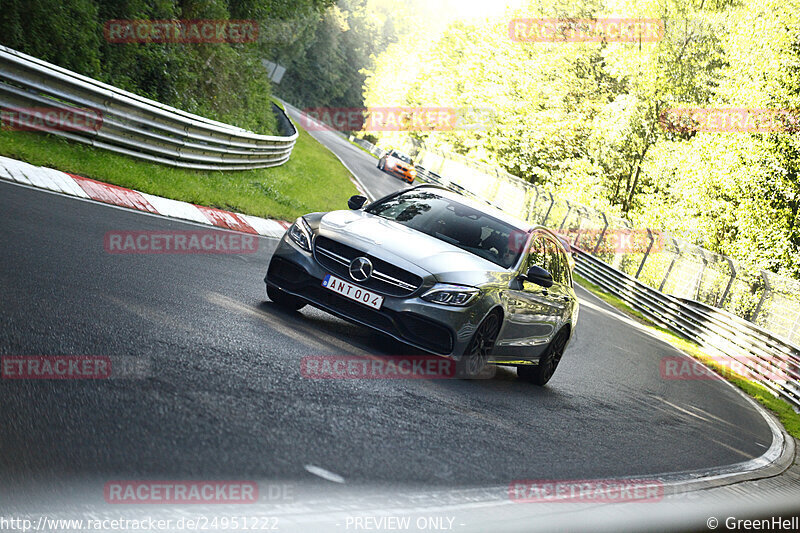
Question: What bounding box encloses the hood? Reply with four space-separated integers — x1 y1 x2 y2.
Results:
317 210 507 282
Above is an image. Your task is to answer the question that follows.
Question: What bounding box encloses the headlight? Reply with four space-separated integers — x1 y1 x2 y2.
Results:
409 168 416 176
288 217 312 251
421 284 480 306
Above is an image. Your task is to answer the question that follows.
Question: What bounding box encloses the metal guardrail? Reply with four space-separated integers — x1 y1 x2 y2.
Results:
0 45 297 170
347 135 800 409
573 249 800 409
399 141 800 350
350 136 385 159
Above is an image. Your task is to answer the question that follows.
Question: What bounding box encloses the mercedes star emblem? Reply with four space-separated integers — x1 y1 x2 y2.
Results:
348 257 373 282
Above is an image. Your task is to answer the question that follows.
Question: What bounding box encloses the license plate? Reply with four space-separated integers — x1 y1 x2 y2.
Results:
322 274 383 310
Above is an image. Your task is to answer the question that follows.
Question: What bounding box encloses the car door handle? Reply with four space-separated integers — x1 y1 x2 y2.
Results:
561 296 570 302
539 289 549 296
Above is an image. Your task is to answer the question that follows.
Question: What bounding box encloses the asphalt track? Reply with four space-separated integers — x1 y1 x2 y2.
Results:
0 117 775 515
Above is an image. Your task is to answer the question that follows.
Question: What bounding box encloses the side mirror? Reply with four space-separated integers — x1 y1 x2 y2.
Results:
523 265 553 288
347 195 368 210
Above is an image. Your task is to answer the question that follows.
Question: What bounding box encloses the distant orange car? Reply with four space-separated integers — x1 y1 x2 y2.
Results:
377 150 416 183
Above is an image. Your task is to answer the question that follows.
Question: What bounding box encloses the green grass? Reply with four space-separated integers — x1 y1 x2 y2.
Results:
573 272 800 440
0 117 358 222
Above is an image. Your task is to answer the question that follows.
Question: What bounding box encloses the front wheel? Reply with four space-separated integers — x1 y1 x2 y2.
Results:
457 311 501 379
518 329 569 385
267 284 306 311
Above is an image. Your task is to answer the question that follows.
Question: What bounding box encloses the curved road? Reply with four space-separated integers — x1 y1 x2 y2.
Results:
0 117 775 525
282 102 413 201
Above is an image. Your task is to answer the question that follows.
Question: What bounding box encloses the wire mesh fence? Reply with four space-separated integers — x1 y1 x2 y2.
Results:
389 138 800 349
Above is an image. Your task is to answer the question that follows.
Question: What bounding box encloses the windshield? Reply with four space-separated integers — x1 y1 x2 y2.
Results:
390 151 413 164
367 190 526 268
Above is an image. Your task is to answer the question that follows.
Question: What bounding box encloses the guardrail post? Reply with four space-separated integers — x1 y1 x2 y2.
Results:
572 208 590 248
696 251 708 301
559 202 572 231
719 257 736 308
635 228 655 279
592 213 609 255
659 238 680 292
522 183 536 220
572 226 583 247
526 186 540 223
542 192 555 226
751 271 771 323
572 212 584 246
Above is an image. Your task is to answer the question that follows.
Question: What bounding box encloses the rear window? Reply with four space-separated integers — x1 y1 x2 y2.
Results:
367 190 526 268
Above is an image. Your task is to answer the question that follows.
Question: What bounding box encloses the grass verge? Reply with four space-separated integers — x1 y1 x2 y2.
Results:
0 116 358 222
574 272 800 440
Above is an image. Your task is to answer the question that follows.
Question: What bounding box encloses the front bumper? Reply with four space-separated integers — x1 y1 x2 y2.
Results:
264 234 489 357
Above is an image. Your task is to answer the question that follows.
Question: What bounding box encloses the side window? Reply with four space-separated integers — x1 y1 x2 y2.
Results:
544 238 568 285
523 233 570 286
525 235 547 271
563 251 573 286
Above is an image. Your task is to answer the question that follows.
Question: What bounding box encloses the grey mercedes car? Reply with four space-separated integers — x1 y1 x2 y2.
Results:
264 185 579 384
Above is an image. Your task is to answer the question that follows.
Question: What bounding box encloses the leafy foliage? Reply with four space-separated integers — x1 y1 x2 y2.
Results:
0 0 336 133
362 0 800 279
266 0 398 108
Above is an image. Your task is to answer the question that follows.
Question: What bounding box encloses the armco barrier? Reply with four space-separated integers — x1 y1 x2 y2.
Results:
394 139 800 347
573 249 800 409
342 134 800 409
0 45 297 170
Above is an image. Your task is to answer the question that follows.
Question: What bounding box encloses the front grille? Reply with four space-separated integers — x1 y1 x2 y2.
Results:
314 236 423 297
306 284 396 333
304 284 453 354
266 255 452 355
